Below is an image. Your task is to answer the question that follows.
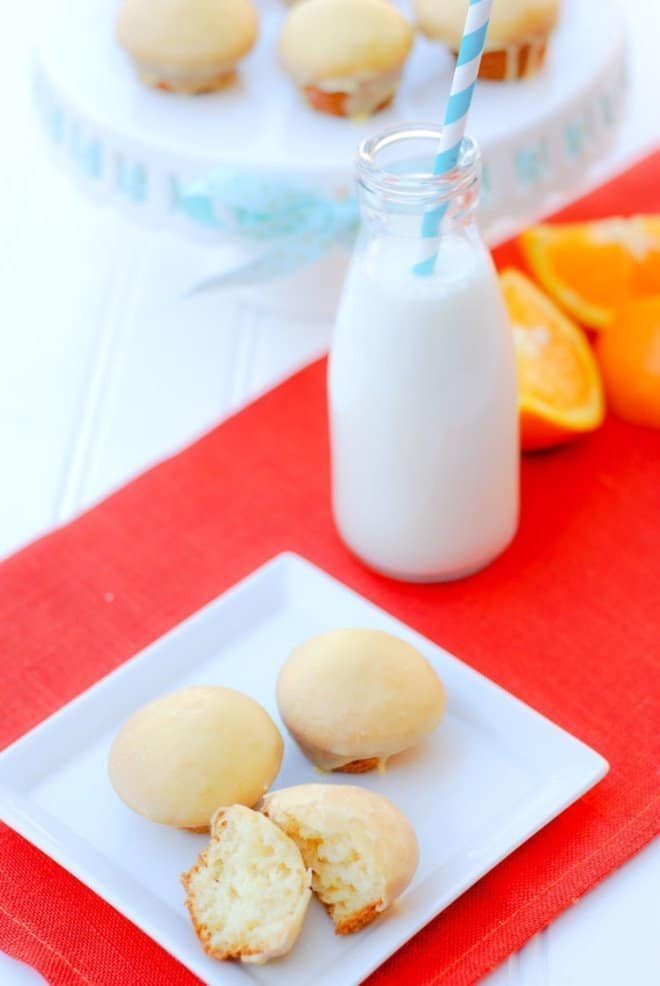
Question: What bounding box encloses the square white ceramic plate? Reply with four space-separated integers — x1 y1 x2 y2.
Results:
0 553 608 986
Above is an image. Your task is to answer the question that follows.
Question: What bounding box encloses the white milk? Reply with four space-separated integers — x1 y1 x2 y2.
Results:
328 232 519 581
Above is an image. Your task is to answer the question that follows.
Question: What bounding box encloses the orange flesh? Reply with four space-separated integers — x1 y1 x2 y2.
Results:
520 217 660 329
632 245 660 295
549 237 633 311
500 268 604 449
512 321 591 411
502 273 592 409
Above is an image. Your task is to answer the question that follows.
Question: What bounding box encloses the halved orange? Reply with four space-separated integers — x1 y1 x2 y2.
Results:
519 216 660 331
500 268 605 450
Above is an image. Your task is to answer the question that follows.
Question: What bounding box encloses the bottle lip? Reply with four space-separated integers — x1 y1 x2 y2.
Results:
357 124 480 206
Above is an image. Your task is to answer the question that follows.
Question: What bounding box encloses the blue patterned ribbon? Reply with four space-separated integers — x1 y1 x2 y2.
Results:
171 170 359 292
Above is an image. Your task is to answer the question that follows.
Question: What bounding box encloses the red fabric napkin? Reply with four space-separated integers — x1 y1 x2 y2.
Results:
1 153 659 986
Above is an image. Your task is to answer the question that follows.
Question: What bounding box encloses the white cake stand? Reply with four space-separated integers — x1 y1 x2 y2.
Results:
32 0 626 315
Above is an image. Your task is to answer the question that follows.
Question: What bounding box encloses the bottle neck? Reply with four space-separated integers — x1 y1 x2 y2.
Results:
358 179 480 237
355 126 481 238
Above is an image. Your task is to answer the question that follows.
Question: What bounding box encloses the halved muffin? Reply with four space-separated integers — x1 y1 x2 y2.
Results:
182 805 312 962
261 784 418 934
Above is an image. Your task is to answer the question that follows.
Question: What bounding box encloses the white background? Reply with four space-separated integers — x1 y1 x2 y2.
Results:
0 1 658 983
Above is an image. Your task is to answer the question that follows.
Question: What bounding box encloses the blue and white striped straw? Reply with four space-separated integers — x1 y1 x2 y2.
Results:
414 0 493 275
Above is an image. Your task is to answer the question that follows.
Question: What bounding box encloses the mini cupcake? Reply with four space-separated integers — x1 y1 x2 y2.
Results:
277 629 446 772
415 0 559 81
117 0 259 93
279 0 414 118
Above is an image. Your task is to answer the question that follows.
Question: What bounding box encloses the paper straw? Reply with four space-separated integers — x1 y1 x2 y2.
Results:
414 0 493 275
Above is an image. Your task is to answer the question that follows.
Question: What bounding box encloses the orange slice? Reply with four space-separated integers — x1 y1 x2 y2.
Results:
595 296 660 429
500 268 605 450
519 216 660 331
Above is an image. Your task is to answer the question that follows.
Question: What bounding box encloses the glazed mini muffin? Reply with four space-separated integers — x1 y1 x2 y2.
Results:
279 0 414 117
415 0 559 81
108 686 283 829
117 0 259 93
182 805 312 962
261 784 418 933
277 628 446 772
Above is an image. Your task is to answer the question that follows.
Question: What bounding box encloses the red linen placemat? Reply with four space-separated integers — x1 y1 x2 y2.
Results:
1 153 659 986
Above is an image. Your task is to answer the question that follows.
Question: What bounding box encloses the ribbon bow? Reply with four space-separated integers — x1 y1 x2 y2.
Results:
171 171 359 293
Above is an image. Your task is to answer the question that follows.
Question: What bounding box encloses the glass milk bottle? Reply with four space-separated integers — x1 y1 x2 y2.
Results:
328 126 519 581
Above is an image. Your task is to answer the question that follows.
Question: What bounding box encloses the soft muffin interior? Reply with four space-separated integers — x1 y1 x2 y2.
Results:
183 807 309 958
264 809 384 933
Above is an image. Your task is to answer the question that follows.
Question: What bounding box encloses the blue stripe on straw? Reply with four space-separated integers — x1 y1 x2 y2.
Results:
457 24 489 64
444 83 476 124
413 254 438 275
421 205 443 238
432 142 461 176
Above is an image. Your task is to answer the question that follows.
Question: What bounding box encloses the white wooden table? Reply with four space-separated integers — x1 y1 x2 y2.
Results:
1 1 658 983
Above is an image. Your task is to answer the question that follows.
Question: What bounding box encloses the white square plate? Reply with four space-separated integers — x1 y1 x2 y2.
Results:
0 553 608 986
